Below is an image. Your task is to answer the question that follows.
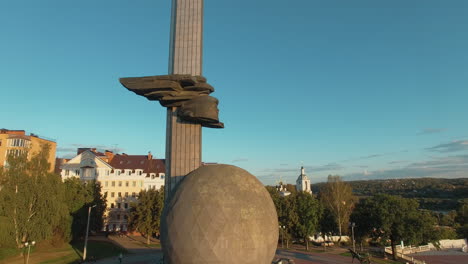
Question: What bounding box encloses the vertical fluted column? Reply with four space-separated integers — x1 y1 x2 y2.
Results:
165 0 204 197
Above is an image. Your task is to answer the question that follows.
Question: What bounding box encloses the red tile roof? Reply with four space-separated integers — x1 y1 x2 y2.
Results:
108 154 165 174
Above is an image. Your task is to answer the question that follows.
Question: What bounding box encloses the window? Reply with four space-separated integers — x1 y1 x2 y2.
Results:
117 203 121 209
111 181 115 187
8 138 29 147
111 192 115 198
140 181 143 187
0 140 2 146
106 170 110 176
124 203 128 209
118 181 122 187
125 181 129 187
111 203 114 208
6 149 26 157
105 192 108 197
117 214 120 220
118 192 121 197
132 181 136 187
117 170 121 176
127 170 131 175
65 170 70 176
75 170 80 176
137 171 142 175
105 181 108 187
125 192 128 198
132 192 136 198
124 215 128 220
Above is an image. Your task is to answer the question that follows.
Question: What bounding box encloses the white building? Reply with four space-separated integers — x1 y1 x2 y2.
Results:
60 148 165 231
296 166 312 194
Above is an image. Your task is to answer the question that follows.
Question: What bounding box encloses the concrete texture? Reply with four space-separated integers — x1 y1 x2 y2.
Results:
161 165 279 264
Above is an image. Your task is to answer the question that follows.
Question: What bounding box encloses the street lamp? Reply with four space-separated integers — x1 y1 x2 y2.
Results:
23 240 35 264
279 226 285 248
83 204 97 261
350 222 356 252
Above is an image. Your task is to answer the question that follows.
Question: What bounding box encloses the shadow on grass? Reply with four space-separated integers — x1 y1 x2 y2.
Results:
39 241 126 264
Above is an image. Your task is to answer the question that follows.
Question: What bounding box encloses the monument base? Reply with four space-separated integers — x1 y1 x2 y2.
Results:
161 164 279 264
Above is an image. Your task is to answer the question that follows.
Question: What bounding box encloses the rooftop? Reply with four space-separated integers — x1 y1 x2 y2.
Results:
0 128 56 142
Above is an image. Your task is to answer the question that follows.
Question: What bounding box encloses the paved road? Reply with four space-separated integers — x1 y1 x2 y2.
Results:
409 249 468 264
94 250 350 264
94 237 351 264
275 249 351 264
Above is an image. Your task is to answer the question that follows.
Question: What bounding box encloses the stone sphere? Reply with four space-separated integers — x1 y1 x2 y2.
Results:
161 164 278 264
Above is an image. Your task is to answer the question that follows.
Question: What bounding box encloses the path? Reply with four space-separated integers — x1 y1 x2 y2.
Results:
94 241 351 264
409 249 468 264
275 249 351 264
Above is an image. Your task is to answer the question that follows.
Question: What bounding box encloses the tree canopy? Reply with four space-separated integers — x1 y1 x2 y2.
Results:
319 175 356 239
63 178 106 241
294 192 322 250
0 145 69 248
351 194 438 260
0 145 108 249
128 188 164 245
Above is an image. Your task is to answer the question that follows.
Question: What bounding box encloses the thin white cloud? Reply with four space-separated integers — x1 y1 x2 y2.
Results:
56 144 125 157
344 154 468 181
232 158 248 163
426 140 468 153
417 128 446 135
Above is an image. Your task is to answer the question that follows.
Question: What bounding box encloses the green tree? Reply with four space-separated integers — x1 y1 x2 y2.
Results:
0 145 69 248
266 186 298 248
319 207 338 241
294 192 322 250
351 194 438 260
455 201 468 238
128 188 164 245
63 178 106 240
319 175 356 240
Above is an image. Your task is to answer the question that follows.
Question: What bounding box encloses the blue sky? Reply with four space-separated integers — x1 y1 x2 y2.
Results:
1 0 467 184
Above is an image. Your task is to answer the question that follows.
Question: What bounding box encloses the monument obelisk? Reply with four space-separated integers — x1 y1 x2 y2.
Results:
121 0 223 201
165 0 203 196
121 1 279 263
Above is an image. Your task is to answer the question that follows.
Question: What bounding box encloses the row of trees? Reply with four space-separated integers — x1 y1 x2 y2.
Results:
0 146 106 249
267 175 454 260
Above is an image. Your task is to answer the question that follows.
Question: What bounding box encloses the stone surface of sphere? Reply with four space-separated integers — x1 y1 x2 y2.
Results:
161 164 279 264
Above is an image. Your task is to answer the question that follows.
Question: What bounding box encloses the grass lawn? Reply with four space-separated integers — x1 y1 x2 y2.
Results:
0 240 127 264
0 248 20 261
146 242 161 248
40 240 127 264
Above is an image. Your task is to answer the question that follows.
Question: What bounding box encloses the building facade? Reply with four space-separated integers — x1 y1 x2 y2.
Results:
296 166 312 194
60 148 165 232
0 128 56 171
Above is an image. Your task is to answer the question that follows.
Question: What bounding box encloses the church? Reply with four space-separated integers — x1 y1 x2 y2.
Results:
296 166 312 194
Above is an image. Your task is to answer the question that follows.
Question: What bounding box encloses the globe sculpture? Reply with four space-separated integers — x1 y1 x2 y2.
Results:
161 164 279 264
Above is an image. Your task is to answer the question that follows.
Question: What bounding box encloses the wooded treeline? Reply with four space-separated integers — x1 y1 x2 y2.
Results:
312 178 468 211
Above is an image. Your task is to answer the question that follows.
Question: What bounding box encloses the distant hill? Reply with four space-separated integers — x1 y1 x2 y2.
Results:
312 178 468 211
